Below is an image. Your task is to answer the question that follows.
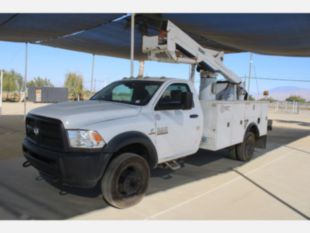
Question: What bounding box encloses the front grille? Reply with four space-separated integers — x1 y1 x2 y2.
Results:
26 114 65 150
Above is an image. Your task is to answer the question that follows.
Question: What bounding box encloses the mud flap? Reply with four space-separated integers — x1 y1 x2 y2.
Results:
256 135 267 149
268 119 273 131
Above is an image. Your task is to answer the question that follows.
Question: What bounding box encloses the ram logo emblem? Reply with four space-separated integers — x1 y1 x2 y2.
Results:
33 127 40 136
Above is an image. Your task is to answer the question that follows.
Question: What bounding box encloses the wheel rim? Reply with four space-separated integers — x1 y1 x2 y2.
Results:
118 166 144 197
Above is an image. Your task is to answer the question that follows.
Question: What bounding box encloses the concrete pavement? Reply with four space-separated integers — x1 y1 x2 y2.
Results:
73 135 310 220
0 107 309 220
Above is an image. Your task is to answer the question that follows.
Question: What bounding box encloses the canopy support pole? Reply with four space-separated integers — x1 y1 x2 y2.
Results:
247 53 253 98
0 70 3 115
23 43 28 118
138 60 144 78
130 13 135 77
90 54 95 94
189 64 196 83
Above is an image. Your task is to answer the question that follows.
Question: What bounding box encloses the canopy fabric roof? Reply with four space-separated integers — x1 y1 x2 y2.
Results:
0 14 122 42
0 13 309 58
164 14 310 56
43 18 159 59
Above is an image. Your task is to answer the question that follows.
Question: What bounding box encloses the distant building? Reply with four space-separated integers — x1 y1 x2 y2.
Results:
28 87 68 103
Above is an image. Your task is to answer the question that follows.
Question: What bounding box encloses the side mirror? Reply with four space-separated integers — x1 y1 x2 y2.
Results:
182 92 193 110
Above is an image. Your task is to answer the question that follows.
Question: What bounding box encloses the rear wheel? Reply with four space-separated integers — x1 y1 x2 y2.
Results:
236 131 256 161
101 153 150 209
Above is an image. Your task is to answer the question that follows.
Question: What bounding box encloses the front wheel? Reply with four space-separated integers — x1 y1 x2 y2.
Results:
101 153 150 209
236 131 256 161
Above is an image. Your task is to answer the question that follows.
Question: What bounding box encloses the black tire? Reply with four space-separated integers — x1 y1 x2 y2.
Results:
101 153 150 209
236 131 256 161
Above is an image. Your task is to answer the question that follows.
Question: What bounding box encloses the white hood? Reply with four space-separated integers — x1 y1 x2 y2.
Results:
29 100 141 128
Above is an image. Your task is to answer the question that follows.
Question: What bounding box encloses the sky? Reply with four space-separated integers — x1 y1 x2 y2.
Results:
0 41 310 98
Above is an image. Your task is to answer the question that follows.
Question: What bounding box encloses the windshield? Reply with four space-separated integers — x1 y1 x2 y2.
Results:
90 80 162 106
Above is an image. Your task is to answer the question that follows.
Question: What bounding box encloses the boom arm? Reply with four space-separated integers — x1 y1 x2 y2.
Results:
142 20 241 84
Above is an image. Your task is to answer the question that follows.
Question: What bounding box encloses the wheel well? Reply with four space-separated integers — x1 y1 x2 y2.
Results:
115 143 155 168
247 124 259 139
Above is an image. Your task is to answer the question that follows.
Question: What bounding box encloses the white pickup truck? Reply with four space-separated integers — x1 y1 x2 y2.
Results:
23 77 268 208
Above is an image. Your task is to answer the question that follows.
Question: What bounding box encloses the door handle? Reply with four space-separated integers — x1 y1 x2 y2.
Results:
190 114 199 118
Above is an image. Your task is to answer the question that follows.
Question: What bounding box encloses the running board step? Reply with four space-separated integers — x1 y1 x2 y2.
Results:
165 160 181 170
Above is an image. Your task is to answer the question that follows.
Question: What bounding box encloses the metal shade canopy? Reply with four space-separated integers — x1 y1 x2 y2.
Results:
0 13 310 58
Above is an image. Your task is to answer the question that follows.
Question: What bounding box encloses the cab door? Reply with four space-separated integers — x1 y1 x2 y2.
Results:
154 83 202 163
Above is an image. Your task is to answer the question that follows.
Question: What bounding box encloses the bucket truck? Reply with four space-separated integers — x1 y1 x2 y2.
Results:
22 20 269 209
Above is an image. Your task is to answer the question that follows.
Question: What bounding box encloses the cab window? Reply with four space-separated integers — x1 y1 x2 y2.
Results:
112 84 133 102
155 83 193 110
91 80 162 106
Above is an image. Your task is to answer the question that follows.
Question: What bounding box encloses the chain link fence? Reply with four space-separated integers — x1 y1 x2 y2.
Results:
269 101 310 114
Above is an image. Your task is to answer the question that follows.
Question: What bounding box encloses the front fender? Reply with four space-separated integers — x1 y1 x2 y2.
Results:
98 131 158 178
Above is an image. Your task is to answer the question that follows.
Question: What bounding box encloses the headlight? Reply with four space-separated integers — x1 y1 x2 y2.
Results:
67 130 105 149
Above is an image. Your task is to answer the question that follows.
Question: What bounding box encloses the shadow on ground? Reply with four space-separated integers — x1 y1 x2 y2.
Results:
0 115 309 219
274 119 310 127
